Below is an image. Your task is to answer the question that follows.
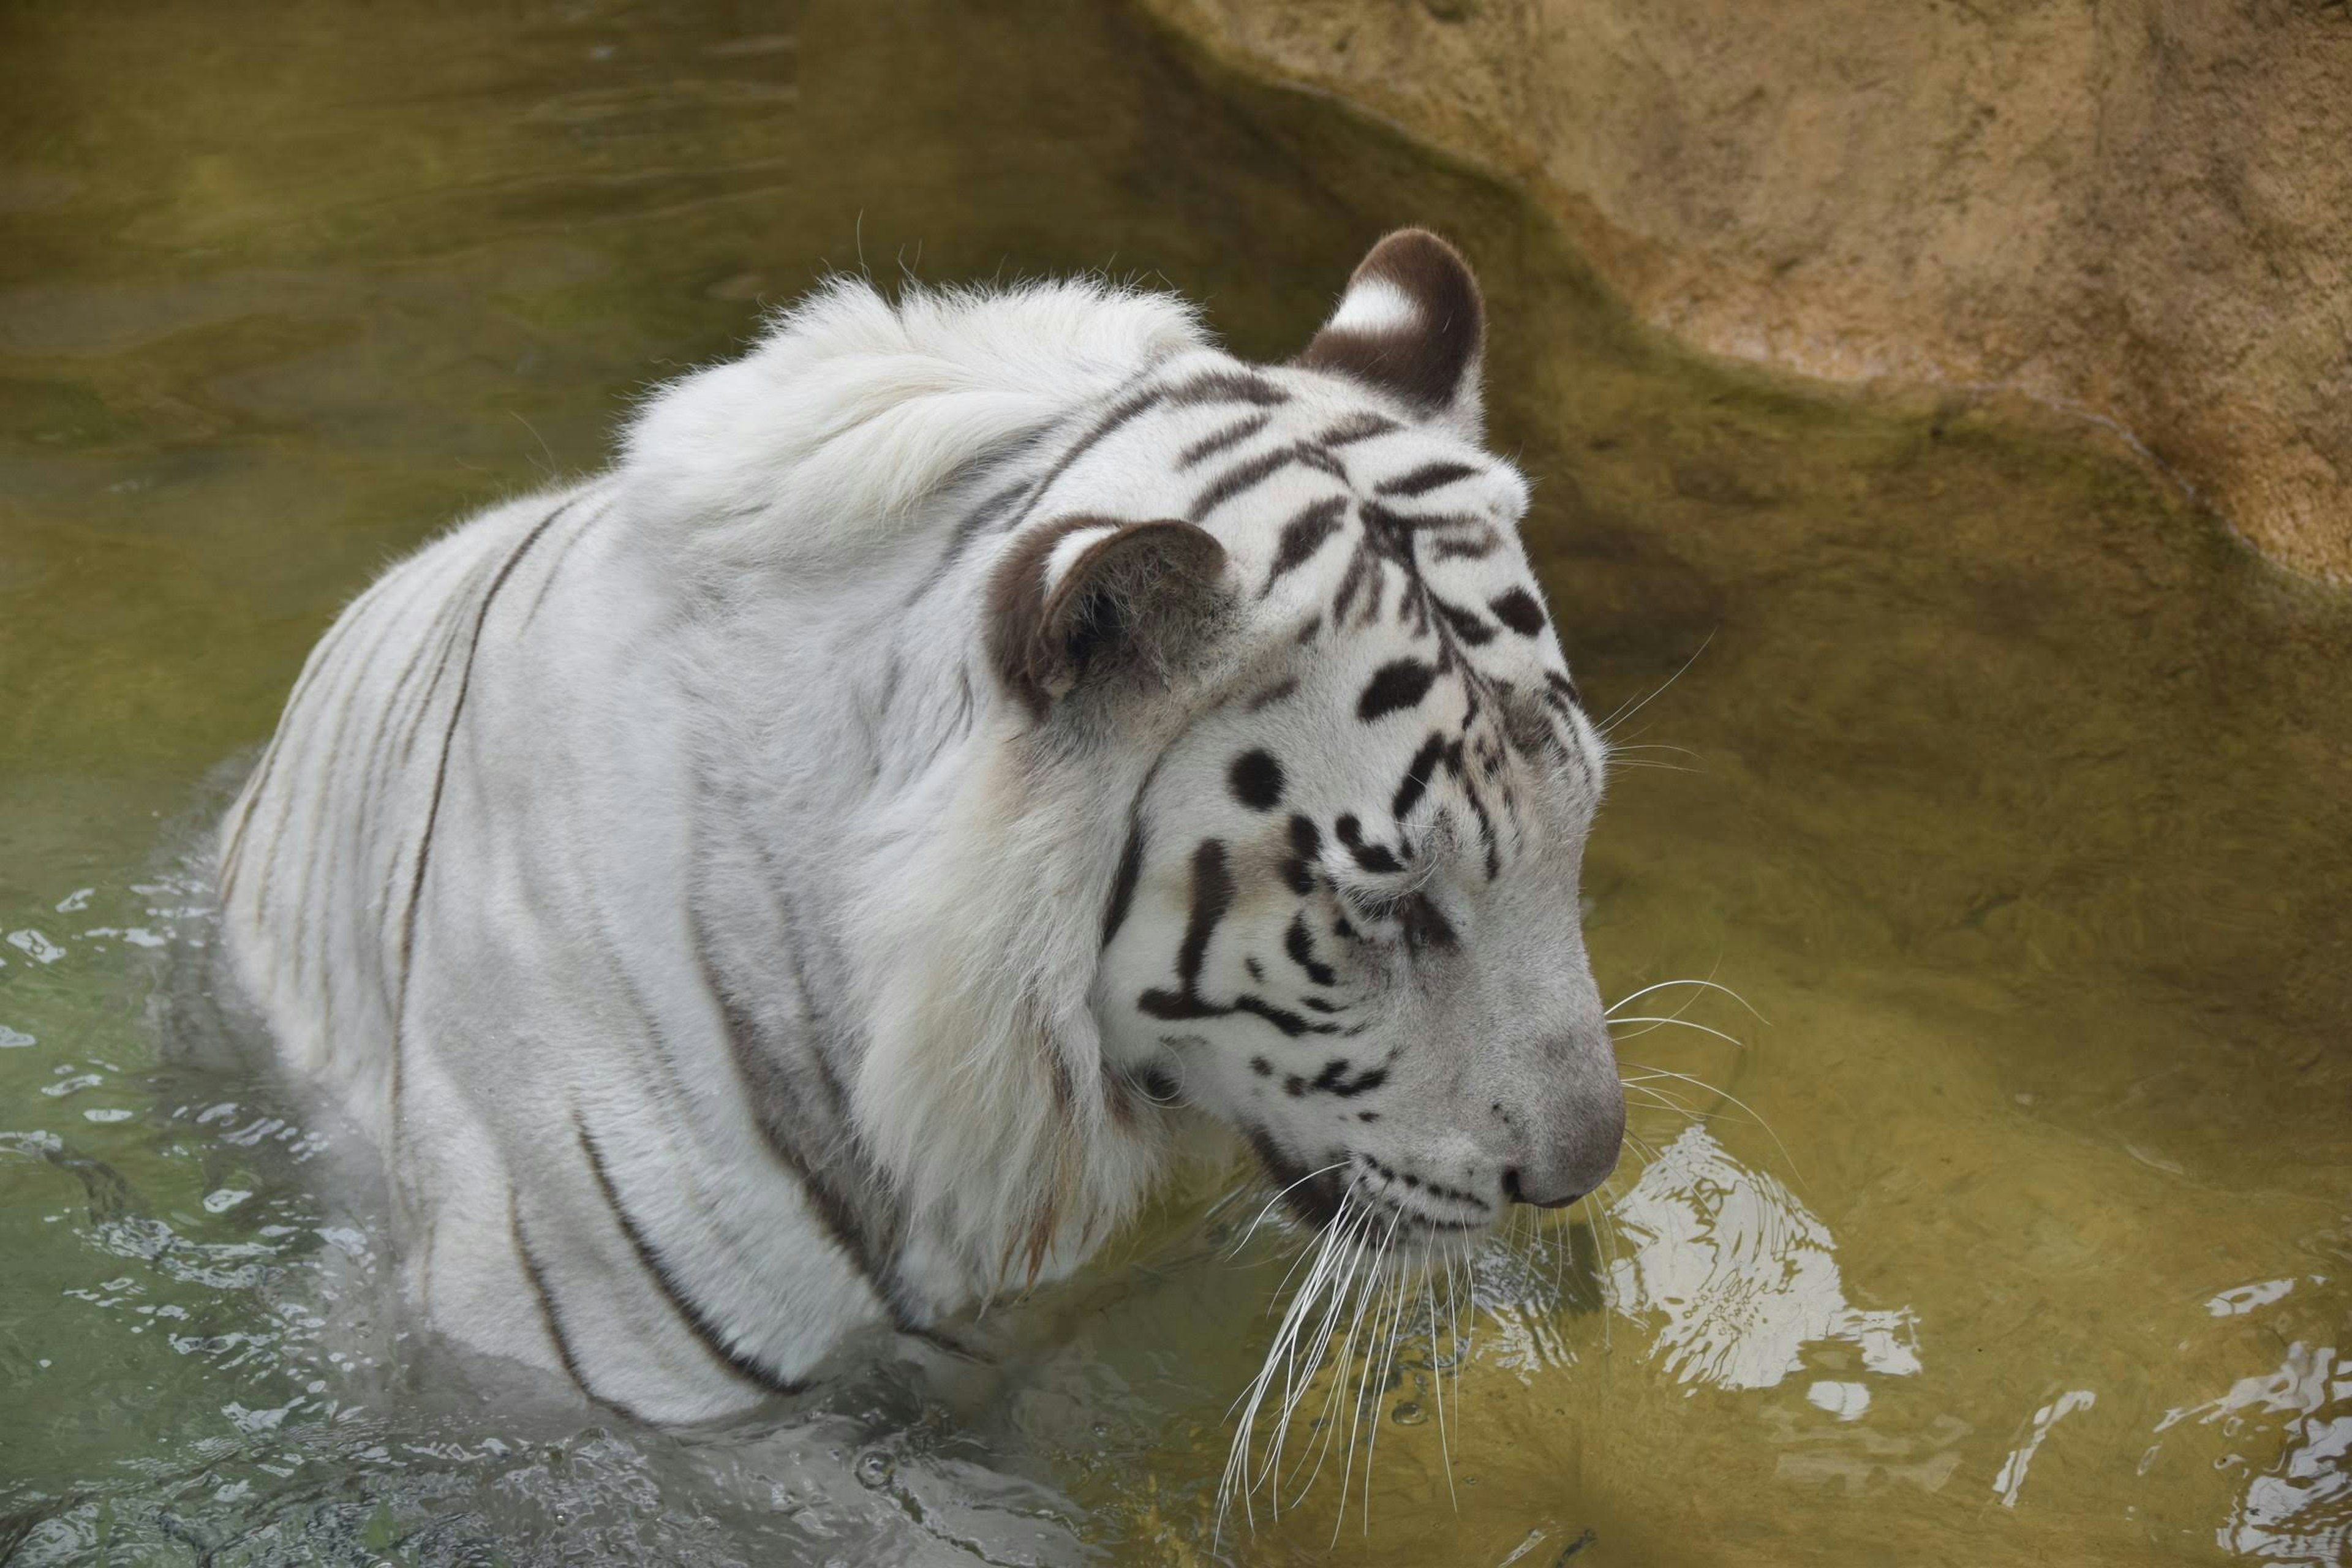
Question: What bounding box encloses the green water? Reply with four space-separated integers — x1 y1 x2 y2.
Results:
3 1 2348 1562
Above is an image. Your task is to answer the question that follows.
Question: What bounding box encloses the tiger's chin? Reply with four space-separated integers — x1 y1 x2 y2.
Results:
1244 1131 1504 1262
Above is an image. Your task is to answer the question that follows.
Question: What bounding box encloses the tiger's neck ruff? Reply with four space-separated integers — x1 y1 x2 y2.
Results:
219 232 1624 1425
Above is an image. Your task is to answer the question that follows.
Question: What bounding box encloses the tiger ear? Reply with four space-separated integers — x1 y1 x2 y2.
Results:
989 516 1229 718
1296 228 1485 439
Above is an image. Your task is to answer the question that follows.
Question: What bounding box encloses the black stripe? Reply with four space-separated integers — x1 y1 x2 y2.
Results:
1360 500 1487 535
217 571 388 905
907 475 1036 607
395 503 573 997
1139 986 1336 1039
1335 813 1405 873
363 583 456 790
1103 817 1147 948
239 565 424 919
1178 412 1272 470
1392 731 1448 821
1316 412 1403 447
1451 754 1502 881
688 892 926 1335
1286 1058 1388 1099
1247 677 1300 711
574 1112 805 1395
1230 995 1330 1038
1176 839 1232 987
510 1189 643 1419
1357 658 1439 722
1332 543 1375 625
305 565 470 1008
1489 587 1547 636
1283 912 1336 987
393 502 575 1106
1376 461 1482 497
292 577 418 1001
1261 496 1348 595
331 578 464 1014
393 576 485 767
1430 529 1501 561
1088 723 1188 968
1283 813 1322 895
888 364 1284 607
515 492 612 631
997 380 1169 540
1433 594 1497 646
1192 445 1344 519
699 770 857 1119
1161 369 1289 408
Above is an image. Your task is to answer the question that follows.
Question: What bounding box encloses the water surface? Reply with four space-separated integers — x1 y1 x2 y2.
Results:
4 1 2348 1563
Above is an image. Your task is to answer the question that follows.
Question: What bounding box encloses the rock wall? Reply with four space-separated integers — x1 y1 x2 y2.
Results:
1143 0 2352 582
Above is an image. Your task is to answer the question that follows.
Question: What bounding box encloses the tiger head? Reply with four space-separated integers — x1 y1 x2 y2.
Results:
986 231 1623 1251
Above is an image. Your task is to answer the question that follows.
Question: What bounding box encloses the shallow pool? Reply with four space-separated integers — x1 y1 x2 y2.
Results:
4 1 2348 1562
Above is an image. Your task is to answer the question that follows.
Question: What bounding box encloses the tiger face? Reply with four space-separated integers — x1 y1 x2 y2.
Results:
993 232 1623 1250
1098 593 1621 1246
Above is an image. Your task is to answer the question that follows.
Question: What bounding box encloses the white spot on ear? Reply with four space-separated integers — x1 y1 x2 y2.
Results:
1326 278 1420 336
1042 521 1121 587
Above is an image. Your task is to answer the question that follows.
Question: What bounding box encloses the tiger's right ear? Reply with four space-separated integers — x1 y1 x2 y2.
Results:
1296 228 1486 439
989 516 1229 718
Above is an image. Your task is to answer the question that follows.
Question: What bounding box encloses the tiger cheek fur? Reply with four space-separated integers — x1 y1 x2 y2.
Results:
217 225 1621 1429
1089 521 1624 1250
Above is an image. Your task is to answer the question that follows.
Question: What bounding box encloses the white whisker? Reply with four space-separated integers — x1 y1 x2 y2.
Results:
1605 976 1769 1025
1619 1060 1801 1182
1227 1160 1351 1260
1608 1014 1749 1051
1279 1189 1382 1504
1326 1203 1408 1538
1358 1272 1414 1534
1219 1188 1373 1539
1265 1197 1376 1499
1430 1260 1449 1504
1597 630 1713 737
1593 1175 1623 1344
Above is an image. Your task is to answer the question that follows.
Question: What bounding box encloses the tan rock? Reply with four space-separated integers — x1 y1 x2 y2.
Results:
1142 0 2352 582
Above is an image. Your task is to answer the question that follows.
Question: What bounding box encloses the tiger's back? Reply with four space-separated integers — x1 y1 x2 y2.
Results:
219 491 568 1141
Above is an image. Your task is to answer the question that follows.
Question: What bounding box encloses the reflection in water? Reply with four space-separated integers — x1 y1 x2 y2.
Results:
1604 1126 1920 1392
2156 1341 2352 1566
1992 1388 2097 1509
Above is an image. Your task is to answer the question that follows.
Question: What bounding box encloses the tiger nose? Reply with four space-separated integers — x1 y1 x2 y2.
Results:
1504 1166 1606 1209
1504 1076 1626 1209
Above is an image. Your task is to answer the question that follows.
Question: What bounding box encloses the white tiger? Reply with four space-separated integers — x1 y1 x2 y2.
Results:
217 230 1625 1426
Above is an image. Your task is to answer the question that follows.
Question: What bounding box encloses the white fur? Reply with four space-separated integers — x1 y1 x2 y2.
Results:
1326 277 1420 336
622 276 1203 573
217 258 1619 1429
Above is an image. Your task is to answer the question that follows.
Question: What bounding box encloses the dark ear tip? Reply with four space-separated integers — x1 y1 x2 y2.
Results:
1298 228 1487 420
1361 227 1472 276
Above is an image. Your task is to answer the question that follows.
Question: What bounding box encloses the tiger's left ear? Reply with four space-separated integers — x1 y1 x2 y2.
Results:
989 516 1230 720
1297 228 1486 439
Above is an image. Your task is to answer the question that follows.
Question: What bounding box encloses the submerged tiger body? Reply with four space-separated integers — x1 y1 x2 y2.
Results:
218 232 1624 1424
